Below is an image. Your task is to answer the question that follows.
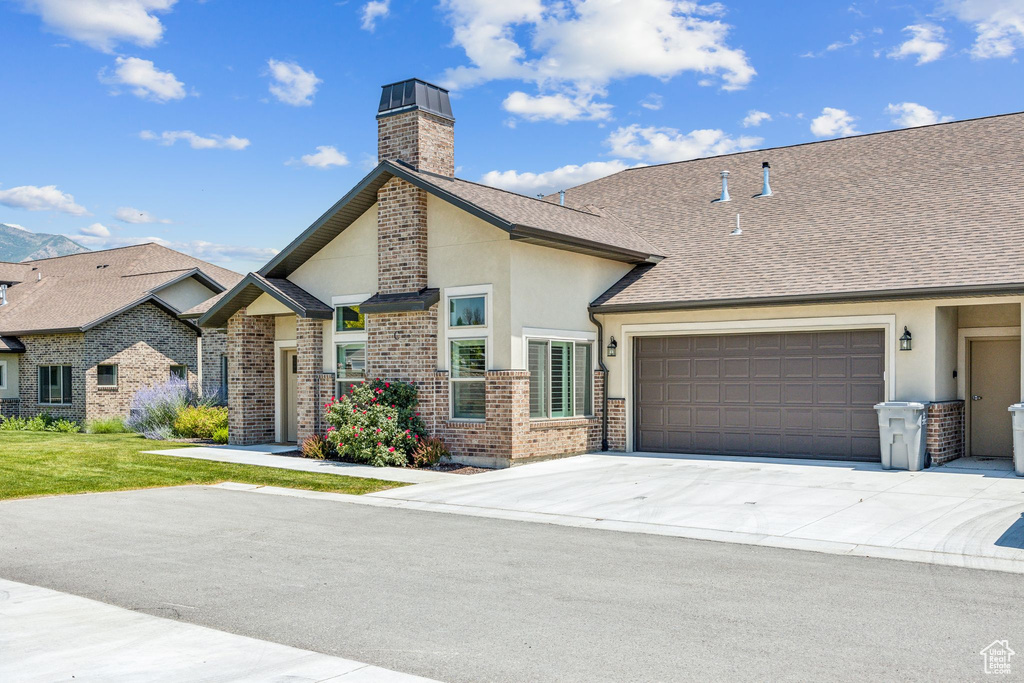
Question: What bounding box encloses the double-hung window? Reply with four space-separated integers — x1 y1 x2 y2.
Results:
333 294 370 397
446 286 490 420
0 360 6 390
336 342 366 394
38 365 72 405
528 339 593 419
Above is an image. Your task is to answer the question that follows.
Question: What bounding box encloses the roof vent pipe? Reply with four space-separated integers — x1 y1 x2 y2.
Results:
712 171 730 203
559 190 566 206
756 161 772 197
37 272 41 281
0 284 7 306
731 214 742 236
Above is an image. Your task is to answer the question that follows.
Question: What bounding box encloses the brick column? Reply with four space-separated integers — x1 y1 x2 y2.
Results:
606 399 627 452
926 400 964 465
227 309 275 446
365 307 439 427
296 318 324 441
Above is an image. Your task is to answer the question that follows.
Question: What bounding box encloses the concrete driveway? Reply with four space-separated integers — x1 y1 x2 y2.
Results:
367 453 1024 572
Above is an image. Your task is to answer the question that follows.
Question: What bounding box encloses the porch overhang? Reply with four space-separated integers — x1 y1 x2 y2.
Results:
360 288 440 314
197 272 333 328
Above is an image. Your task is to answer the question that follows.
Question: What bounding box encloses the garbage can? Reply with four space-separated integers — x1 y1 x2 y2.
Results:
874 402 928 471
1009 404 1024 477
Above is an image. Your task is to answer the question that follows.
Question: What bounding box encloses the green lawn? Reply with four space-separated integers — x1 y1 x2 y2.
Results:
0 432 407 500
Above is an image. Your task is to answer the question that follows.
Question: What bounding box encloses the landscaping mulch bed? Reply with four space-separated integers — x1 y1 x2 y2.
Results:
428 462 490 475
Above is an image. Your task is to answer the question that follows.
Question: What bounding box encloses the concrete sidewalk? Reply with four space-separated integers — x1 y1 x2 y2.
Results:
0 578 436 682
145 445 458 484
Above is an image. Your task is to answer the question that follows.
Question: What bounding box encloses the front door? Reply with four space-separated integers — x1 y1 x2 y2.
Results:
285 349 298 442
970 339 1021 457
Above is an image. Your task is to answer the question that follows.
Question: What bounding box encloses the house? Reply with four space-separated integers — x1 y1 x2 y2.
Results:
201 78 1024 468
0 243 243 423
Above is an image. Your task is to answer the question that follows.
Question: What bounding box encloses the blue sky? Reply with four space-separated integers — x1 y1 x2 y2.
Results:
1 0 1022 274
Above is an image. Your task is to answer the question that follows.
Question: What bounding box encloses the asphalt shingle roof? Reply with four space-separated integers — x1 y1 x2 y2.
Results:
0 243 244 334
557 112 1024 310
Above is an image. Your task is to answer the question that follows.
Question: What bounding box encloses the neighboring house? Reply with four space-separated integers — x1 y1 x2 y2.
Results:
202 78 1024 468
0 244 243 423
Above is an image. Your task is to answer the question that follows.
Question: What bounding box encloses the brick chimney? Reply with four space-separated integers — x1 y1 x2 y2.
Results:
377 79 454 177
375 79 454 294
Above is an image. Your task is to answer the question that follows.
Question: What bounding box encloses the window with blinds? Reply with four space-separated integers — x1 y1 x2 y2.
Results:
527 340 593 419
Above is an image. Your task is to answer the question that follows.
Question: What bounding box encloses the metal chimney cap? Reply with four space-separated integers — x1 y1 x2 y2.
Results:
378 79 454 121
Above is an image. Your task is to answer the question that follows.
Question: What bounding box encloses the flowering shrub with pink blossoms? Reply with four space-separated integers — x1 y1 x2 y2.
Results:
323 378 427 467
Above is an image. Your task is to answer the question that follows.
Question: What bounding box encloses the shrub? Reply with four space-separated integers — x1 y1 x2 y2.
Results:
212 427 229 444
126 377 190 436
86 417 128 434
323 378 427 467
173 405 228 439
0 413 81 433
410 436 449 468
301 434 331 460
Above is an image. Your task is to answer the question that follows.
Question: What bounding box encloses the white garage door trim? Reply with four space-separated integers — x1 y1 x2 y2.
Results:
619 315 897 452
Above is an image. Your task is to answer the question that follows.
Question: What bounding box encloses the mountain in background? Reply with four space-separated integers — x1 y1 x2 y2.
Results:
0 223 90 262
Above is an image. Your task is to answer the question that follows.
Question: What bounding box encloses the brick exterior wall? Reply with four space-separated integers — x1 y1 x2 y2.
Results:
377 177 428 295
15 302 200 423
377 109 454 176
365 308 440 425
227 309 275 445
18 331 86 421
84 302 199 420
927 400 965 466
606 398 627 452
0 398 21 418
201 329 228 399
296 318 324 441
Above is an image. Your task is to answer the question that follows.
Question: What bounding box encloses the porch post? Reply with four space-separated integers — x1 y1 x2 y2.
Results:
226 308 275 446
296 317 325 442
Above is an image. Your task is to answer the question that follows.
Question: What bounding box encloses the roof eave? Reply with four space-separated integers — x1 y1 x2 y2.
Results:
589 283 1024 314
80 293 201 334
197 273 332 328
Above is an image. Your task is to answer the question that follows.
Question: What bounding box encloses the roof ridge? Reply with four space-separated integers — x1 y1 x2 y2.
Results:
21 241 158 263
565 109 1024 192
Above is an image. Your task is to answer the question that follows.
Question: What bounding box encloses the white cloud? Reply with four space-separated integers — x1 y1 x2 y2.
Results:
266 59 321 106
502 91 612 122
115 206 171 224
290 145 350 169
640 93 664 110
480 160 637 196
827 31 863 51
18 0 176 53
79 222 111 237
888 24 948 64
742 110 771 127
810 107 860 137
606 124 762 163
0 184 89 215
139 130 250 150
886 102 954 128
72 233 278 265
945 0 1024 58
99 56 186 102
360 0 390 31
440 0 755 123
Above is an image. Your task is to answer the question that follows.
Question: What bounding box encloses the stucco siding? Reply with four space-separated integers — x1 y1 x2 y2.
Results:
288 203 379 303
510 240 632 369
0 354 18 399
247 292 294 317
155 276 220 313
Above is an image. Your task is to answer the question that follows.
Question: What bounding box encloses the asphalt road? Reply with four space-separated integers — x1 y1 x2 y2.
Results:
0 486 1021 682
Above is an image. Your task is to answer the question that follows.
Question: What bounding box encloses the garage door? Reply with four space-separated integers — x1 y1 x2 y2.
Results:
635 330 885 461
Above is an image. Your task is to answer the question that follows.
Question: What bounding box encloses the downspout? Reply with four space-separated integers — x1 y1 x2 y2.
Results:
589 309 609 451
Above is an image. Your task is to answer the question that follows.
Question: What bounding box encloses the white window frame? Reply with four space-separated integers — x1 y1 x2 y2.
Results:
444 285 492 421
170 364 188 380
523 328 597 421
0 360 6 390
332 293 370 339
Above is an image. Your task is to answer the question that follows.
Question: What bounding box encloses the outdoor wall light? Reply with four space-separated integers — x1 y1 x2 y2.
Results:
899 326 912 351
607 337 618 357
